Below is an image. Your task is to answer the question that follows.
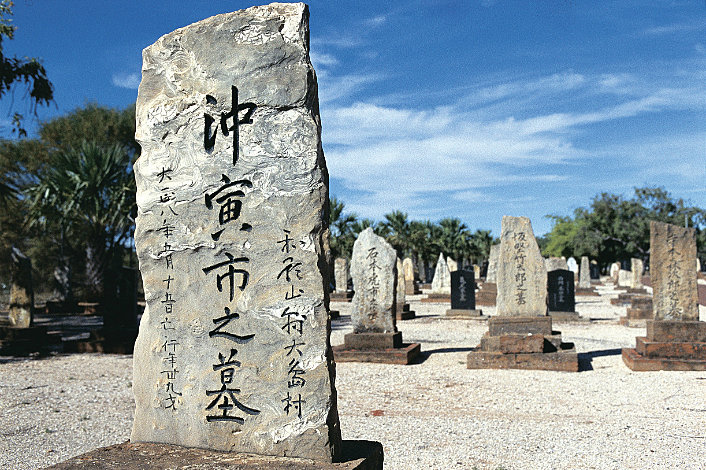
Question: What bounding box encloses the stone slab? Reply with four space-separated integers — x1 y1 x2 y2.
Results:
43 441 383 470
622 347 706 371
396 310 416 321
404 280 419 295
548 311 586 321
480 333 545 353
619 318 647 328
420 294 451 303
343 331 402 349
332 343 421 365
575 288 599 297
625 307 652 320
635 336 706 359
330 292 353 302
488 316 552 336
445 309 484 318
467 347 579 372
646 320 706 342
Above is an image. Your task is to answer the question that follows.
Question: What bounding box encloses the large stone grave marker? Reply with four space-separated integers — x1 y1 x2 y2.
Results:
8 247 34 328
128 4 366 463
395 258 415 320
468 216 577 371
334 228 419 364
623 221 705 371
402 257 419 294
330 257 352 302
446 269 482 318
590 261 600 280
545 257 568 272
447 257 458 273
567 257 578 275
485 244 499 283
578 256 591 289
431 253 451 294
547 269 579 320
630 258 645 290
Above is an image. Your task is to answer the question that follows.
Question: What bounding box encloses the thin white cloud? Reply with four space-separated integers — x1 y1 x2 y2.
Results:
310 51 339 68
111 72 140 89
363 15 387 28
643 20 706 36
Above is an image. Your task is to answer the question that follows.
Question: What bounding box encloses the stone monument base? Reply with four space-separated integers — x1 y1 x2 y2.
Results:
445 308 484 319
0 325 60 355
622 320 706 371
548 311 585 321
421 293 451 303
475 282 497 306
467 316 578 372
404 280 420 295
396 303 416 320
330 292 353 302
575 287 599 296
43 440 383 470
63 327 137 354
333 331 420 365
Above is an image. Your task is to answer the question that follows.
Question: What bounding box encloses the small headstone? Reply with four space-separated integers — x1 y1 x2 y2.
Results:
334 257 349 293
473 264 481 280
698 258 702 273
8 247 34 328
545 257 568 272
589 261 600 280
130 4 341 461
578 256 591 289
447 257 458 273
630 258 644 289
350 228 397 333
486 245 499 283
496 216 547 317
547 269 575 312
431 253 451 295
650 221 699 320
396 258 405 312
610 262 621 282
567 257 578 274
402 257 415 282
618 269 632 287
451 270 475 310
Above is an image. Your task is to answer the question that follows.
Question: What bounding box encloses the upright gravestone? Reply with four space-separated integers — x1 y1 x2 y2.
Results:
430 253 451 295
130 4 344 462
446 269 482 318
468 216 577 372
618 269 632 288
402 257 419 295
567 257 578 275
547 269 578 319
623 221 705 371
8 247 34 328
447 257 458 273
486 244 499 283
330 257 352 302
589 261 600 280
630 258 644 290
610 262 621 283
545 257 568 272
578 256 591 289
473 264 481 280
395 258 415 320
335 228 420 364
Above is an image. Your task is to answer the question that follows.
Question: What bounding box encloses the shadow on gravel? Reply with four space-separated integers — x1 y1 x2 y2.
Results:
415 346 475 364
578 348 623 371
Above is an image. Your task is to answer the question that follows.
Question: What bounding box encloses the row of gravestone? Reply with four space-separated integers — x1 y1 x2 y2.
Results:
43 4 705 469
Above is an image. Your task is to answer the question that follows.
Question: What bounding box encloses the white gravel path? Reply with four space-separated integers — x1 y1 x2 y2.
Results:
1 287 705 470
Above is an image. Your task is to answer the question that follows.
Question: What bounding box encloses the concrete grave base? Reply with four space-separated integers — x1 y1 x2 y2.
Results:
43 440 384 470
475 282 497 306
468 316 579 372
404 280 420 295
420 293 451 303
619 318 647 328
334 331 420 364
575 288 600 296
623 320 706 371
396 303 416 320
548 311 585 321
445 309 485 319
330 292 353 302
343 331 402 349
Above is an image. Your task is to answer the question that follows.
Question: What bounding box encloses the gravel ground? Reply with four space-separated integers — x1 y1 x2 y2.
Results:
1 285 705 470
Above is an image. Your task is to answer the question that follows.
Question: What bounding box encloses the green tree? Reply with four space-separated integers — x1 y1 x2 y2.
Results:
437 217 468 262
329 196 358 260
0 0 54 137
380 210 410 257
25 141 136 302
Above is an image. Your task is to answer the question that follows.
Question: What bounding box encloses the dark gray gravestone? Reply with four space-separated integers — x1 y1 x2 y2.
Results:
451 270 475 310
548 269 575 312
590 263 600 280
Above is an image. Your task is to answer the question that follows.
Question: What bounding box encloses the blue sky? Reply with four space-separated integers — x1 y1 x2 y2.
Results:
3 1 705 236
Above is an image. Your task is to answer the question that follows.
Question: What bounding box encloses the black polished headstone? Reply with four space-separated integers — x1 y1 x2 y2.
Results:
590 263 600 280
451 270 475 310
548 269 575 312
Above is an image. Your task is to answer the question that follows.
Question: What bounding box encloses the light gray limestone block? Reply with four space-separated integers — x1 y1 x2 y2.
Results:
567 257 578 274
130 3 341 462
496 216 547 317
578 256 591 289
486 244 499 283
402 257 415 282
396 257 406 310
431 253 451 294
9 247 34 328
630 258 644 289
334 257 348 293
350 227 397 333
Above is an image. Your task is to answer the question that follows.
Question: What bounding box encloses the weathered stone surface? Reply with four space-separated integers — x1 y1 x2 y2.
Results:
431 253 451 295
630 258 644 289
590 261 600 279
545 257 568 272
578 256 591 289
617 269 632 287
334 258 349 294
395 258 405 312
480 333 545 353
610 262 621 282
9 247 34 328
350 227 397 334
650 221 699 321
486 244 499 282
488 316 552 336
402 257 415 282
567 257 578 274
622 347 706 371
473 264 481 279
131 4 341 461
447 257 458 273
547 269 575 313
450 270 475 310
647 320 706 343
496 216 547 316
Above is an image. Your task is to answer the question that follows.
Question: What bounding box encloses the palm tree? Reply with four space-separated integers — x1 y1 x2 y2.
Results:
329 196 359 259
25 141 136 303
438 217 469 262
380 210 410 256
